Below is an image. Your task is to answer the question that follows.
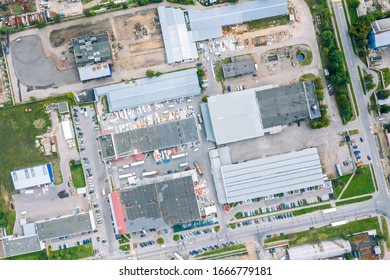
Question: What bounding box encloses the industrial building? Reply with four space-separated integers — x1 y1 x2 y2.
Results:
222 59 255 78
71 32 113 81
158 0 288 64
209 147 325 204
203 82 320 145
99 117 199 160
369 18 390 49
34 211 94 240
287 239 352 260
94 68 201 112
0 235 43 259
109 172 201 233
10 163 54 190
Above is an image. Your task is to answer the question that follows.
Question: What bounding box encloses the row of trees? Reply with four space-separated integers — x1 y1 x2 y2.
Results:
146 69 162 77
310 77 330 129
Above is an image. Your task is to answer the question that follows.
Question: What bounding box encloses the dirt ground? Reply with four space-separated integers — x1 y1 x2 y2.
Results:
228 241 259 260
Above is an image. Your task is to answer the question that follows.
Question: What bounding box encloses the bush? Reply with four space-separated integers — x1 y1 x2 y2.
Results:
146 70 155 77
201 95 209 102
157 237 164 245
380 105 390 114
83 8 96 17
377 90 390 100
173 234 179 241
54 14 61 24
34 20 46 29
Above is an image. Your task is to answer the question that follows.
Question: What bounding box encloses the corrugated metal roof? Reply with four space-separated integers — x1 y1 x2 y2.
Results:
288 239 352 260
373 32 390 48
207 90 264 145
158 7 198 64
11 163 54 190
187 0 288 33
78 63 111 81
200 103 216 142
221 148 324 203
94 68 201 112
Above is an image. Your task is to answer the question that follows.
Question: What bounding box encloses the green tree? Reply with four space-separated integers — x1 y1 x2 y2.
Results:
34 19 46 29
380 105 390 114
377 90 390 100
122 3 128 9
366 81 375 90
347 0 360 9
320 30 334 47
201 95 209 102
54 13 61 24
364 74 373 83
146 70 155 77
350 15 373 40
314 77 323 89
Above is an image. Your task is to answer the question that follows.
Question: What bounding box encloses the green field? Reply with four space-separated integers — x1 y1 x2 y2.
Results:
4 249 48 260
69 160 86 188
247 15 290 31
265 217 380 246
49 244 93 260
336 195 373 206
340 165 376 199
291 204 332 216
0 96 73 234
333 174 353 198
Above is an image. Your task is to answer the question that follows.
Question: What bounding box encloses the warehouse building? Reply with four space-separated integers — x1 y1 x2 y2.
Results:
72 32 113 81
109 172 201 233
0 235 43 259
369 18 390 49
10 163 54 191
99 117 199 160
203 82 320 145
222 59 255 78
158 0 288 64
94 68 201 112
35 211 94 240
287 239 352 260
209 147 325 204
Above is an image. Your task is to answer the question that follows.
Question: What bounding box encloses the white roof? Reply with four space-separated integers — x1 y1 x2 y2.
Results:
158 7 198 64
221 148 324 203
62 120 74 140
288 239 352 260
207 90 264 145
11 163 54 190
204 205 217 215
78 62 111 81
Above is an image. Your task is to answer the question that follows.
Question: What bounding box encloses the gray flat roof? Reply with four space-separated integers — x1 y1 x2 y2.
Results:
100 118 199 160
200 103 215 142
57 102 69 114
94 68 201 112
222 60 255 78
121 175 200 232
11 163 54 190
187 0 288 41
158 7 198 64
220 148 324 203
0 235 42 258
373 18 390 33
256 82 315 128
287 239 352 260
35 212 93 240
208 90 264 145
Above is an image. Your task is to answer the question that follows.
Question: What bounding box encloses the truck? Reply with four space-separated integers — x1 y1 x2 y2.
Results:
331 220 348 227
130 160 145 167
174 252 184 260
171 153 188 159
118 173 135 179
142 170 160 177
322 208 336 214
194 161 203 176
179 162 189 167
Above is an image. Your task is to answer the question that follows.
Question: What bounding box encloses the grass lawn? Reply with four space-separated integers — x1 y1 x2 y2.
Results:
380 216 390 250
196 244 246 258
213 62 225 82
0 188 15 235
291 204 331 216
336 195 373 206
333 174 353 198
118 234 130 244
49 244 93 260
357 66 367 95
348 129 359 135
340 165 376 199
173 234 179 241
297 50 313 66
0 96 73 234
299 73 316 82
247 15 290 31
5 249 48 260
119 244 131 251
214 226 220 233
157 237 164 245
382 68 390 88
265 217 380 246
234 212 243 219
69 160 86 188
229 223 237 229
